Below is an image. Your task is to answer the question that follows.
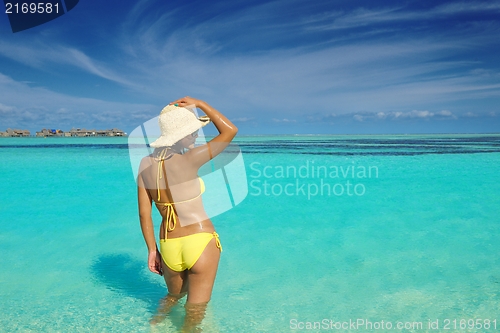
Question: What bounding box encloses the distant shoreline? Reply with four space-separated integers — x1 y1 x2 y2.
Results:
0 128 126 138
2 132 499 138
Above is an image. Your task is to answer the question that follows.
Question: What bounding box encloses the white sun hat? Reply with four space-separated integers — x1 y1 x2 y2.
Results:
149 104 211 148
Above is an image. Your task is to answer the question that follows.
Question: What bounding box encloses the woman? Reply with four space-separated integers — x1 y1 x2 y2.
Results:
137 96 237 330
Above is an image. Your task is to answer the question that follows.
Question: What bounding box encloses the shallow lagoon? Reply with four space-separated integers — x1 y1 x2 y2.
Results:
1 135 499 332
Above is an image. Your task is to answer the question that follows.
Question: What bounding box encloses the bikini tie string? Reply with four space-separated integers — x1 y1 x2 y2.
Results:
163 204 177 231
155 148 171 202
154 148 177 233
213 232 222 252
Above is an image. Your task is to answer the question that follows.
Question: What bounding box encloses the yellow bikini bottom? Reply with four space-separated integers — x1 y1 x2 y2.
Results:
159 232 222 272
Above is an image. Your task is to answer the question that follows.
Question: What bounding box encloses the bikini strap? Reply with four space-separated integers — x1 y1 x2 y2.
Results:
158 178 205 205
213 232 222 252
163 203 177 232
155 148 174 202
153 202 177 240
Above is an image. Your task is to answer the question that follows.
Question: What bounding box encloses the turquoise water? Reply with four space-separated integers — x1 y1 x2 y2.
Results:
1 135 500 332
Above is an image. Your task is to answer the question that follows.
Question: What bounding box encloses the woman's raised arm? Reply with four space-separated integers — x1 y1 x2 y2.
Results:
171 97 238 168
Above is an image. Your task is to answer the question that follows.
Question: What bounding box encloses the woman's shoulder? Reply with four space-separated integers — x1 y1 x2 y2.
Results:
139 154 154 164
138 155 155 173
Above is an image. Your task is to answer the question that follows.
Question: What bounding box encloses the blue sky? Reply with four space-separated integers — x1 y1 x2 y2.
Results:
0 0 499 134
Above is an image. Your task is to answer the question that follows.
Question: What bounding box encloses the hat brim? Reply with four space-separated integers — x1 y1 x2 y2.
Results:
149 116 210 148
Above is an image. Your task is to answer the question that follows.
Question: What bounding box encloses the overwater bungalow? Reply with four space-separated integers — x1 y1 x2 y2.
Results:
65 128 125 137
106 128 126 136
1 128 31 137
36 129 53 137
69 128 86 137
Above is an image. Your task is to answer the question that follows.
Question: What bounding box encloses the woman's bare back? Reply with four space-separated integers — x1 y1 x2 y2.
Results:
139 153 212 238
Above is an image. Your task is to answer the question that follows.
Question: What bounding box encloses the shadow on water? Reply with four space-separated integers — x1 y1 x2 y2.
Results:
90 253 167 313
91 254 192 331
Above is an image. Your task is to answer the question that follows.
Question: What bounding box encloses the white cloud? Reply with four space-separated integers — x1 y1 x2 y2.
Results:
66 48 133 86
413 110 433 118
0 103 14 114
306 2 500 32
0 41 134 87
107 10 500 119
272 118 297 123
436 110 457 119
0 73 157 131
434 1 500 15
392 110 428 119
437 110 452 116
299 107 495 126
388 110 458 119
232 117 255 122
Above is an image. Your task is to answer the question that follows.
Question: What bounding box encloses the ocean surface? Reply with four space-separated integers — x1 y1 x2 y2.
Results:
1 134 499 332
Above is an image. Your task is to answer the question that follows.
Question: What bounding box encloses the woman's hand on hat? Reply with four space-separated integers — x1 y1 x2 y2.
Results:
170 96 203 108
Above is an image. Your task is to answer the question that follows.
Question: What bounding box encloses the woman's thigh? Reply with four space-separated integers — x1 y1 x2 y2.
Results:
162 261 188 294
186 238 221 303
